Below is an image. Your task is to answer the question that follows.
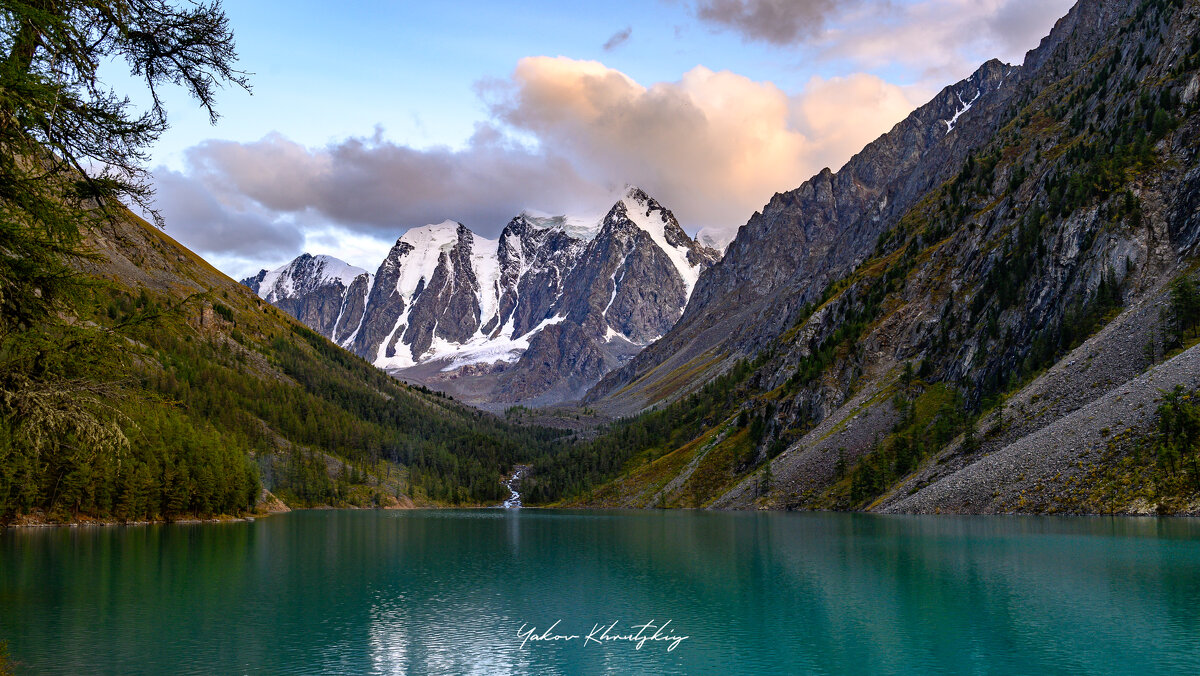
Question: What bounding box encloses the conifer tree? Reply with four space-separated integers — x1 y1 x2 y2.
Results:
0 1 247 515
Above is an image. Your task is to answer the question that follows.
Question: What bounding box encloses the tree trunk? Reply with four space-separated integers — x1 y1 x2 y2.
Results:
2 1 58 76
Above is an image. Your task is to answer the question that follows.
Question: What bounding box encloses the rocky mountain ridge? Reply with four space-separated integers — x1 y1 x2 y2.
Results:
243 187 720 407
241 254 372 345
523 0 1200 516
587 57 1021 411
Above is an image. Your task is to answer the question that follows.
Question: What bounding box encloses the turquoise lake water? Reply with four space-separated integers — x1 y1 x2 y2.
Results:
2 509 1199 675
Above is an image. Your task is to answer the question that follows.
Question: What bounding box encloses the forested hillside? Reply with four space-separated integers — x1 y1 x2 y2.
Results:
3 210 572 523
0 208 563 524
9 0 1200 524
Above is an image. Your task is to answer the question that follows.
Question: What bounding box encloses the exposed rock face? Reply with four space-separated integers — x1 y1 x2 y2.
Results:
493 214 586 338
569 0 1200 514
587 59 1019 411
242 188 720 406
496 321 612 405
559 190 712 344
396 223 487 358
590 0 1168 415
490 190 718 403
351 239 414 359
332 274 371 344
241 254 370 343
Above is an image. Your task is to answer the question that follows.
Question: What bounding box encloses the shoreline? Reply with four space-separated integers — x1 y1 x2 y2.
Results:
6 504 1200 529
4 511 269 529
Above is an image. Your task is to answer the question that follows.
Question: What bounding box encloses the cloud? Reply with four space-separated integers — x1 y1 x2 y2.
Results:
490 56 920 234
693 0 848 45
159 124 604 240
788 72 927 171
602 26 632 51
689 0 1075 80
152 166 304 267
155 56 923 273
824 0 1076 80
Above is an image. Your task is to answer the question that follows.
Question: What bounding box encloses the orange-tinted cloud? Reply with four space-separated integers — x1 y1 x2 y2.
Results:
490 56 921 234
156 57 925 272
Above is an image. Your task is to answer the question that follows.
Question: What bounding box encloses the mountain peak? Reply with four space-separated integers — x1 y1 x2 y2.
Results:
599 187 716 298
398 220 468 251
241 252 368 302
623 185 653 204
253 187 718 405
305 255 369 286
697 227 735 255
414 219 464 233
613 188 680 237
517 209 603 241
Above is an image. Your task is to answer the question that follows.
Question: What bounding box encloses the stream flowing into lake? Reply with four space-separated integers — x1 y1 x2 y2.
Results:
502 467 525 509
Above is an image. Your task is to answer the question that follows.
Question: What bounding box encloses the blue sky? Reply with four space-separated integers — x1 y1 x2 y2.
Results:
143 0 865 164
134 0 1075 278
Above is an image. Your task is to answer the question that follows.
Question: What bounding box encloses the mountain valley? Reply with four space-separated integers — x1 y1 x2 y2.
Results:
5 0 1200 525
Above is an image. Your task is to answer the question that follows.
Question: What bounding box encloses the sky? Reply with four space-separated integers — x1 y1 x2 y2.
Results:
127 0 1076 280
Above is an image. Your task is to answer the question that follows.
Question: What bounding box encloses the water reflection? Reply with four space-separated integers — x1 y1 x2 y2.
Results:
2 511 1199 674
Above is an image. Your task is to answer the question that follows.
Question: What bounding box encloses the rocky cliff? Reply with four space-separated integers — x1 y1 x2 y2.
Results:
241 254 371 343
530 0 1200 516
586 58 1020 412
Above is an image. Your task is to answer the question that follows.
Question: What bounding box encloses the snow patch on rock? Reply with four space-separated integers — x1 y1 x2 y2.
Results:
620 187 704 297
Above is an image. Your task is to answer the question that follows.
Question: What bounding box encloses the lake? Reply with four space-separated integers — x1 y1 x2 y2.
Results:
2 510 1200 675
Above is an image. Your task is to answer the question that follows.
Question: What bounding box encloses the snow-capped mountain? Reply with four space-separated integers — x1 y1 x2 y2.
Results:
241 254 372 342
342 220 502 369
241 187 720 406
